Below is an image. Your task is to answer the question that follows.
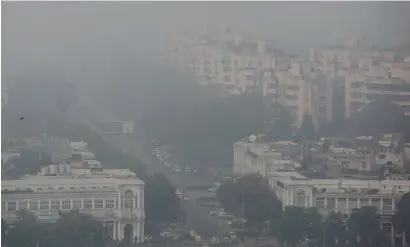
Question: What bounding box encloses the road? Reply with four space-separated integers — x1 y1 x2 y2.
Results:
66 86 231 240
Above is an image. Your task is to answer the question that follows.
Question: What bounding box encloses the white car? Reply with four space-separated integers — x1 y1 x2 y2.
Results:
173 167 181 172
160 232 172 237
209 211 216 216
183 197 190 201
228 232 237 240
219 212 234 218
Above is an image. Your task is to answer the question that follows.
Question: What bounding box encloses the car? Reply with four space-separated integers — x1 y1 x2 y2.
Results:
173 167 181 173
185 167 191 173
228 232 237 240
211 237 220 244
175 189 182 195
176 194 183 199
192 169 198 173
219 212 234 219
160 232 172 237
144 236 154 243
183 197 190 201
208 187 216 192
209 211 216 216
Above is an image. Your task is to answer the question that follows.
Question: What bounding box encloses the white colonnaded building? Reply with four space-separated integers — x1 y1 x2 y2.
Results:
268 171 410 246
1 165 145 243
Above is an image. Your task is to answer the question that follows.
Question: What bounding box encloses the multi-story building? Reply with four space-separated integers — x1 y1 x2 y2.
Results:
1 166 145 243
345 74 410 117
233 138 301 176
268 170 410 246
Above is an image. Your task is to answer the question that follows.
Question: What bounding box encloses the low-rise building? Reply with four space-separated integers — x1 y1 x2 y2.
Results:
1 167 145 243
268 170 410 246
233 138 301 176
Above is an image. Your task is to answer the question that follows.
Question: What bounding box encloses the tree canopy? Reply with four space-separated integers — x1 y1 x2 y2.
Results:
4 210 106 247
393 192 410 246
144 174 181 231
346 206 381 246
217 174 282 236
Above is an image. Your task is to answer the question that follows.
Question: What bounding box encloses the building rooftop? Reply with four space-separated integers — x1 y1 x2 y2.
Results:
2 168 144 192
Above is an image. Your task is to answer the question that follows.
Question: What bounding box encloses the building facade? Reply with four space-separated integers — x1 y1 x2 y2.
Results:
233 140 301 177
1 167 145 243
268 171 410 246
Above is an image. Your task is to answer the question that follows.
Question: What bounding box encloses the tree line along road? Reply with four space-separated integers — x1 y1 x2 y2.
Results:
66 88 232 240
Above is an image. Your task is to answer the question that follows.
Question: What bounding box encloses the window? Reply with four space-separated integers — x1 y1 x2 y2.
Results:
51 200 60 210
62 200 71 209
29 200 39 210
106 199 115 209
94 199 104 209
7 201 17 211
19 200 28 210
315 198 325 209
84 200 92 209
73 200 82 209
40 200 49 210
124 190 134 209
383 199 393 212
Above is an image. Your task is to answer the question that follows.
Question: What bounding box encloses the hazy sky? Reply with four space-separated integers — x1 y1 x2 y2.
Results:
2 2 410 83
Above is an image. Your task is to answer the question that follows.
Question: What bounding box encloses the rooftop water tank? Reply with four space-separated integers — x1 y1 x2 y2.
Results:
66 164 71 174
59 164 66 174
41 166 49 175
49 164 58 175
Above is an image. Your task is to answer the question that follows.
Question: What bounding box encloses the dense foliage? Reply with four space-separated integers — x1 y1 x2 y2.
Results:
393 192 410 246
3 210 105 247
216 176 410 247
144 174 181 232
217 174 282 236
2 148 52 179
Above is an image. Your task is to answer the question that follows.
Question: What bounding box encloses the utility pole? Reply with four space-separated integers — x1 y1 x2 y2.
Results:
323 207 327 247
241 188 244 219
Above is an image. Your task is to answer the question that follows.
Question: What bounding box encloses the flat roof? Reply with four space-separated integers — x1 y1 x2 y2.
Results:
2 176 144 189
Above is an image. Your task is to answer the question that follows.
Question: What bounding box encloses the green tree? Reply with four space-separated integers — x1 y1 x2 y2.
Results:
346 206 380 246
145 174 181 232
297 114 316 164
275 206 306 247
323 212 345 247
303 207 323 246
2 218 7 245
393 192 410 246
6 211 41 247
217 174 282 238
5 148 52 178
39 210 105 247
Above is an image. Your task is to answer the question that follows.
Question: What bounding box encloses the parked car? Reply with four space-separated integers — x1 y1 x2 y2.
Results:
160 232 172 237
219 212 234 219
211 237 220 244
209 211 217 216
183 197 191 201
173 167 181 172
185 167 191 173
